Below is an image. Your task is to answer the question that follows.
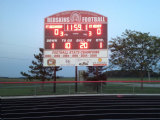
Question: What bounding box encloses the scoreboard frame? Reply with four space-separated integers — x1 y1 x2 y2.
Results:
43 10 108 67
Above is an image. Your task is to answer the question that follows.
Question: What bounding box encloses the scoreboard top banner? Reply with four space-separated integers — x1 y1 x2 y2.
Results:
44 10 108 24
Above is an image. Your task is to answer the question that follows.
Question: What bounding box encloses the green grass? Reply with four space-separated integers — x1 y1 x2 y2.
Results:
1 77 159 82
0 78 75 82
107 77 160 81
0 82 160 97
1 77 159 97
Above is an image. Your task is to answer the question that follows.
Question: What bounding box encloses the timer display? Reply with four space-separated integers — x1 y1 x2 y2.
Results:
45 24 107 49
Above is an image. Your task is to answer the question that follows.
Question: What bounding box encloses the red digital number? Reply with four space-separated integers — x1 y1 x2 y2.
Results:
78 24 81 30
89 24 92 28
89 31 92 36
67 25 69 30
74 24 78 30
54 29 59 35
74 24 81 30
80 42 88 49
60 31 64 36
52 43 54 49
100 42 103 48
65 43 71 49
97 28 101 35
85 24 88 30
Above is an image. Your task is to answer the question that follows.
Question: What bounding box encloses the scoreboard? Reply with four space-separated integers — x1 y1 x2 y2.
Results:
43 10 108 66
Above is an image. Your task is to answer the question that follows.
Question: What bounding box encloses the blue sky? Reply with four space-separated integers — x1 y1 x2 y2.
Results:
0 0 160 77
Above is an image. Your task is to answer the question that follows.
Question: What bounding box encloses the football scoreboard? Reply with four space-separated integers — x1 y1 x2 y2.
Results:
43 10 108 66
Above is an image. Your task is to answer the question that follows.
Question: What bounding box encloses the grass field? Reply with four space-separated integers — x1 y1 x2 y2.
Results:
1 77 160 82
1 77 160 96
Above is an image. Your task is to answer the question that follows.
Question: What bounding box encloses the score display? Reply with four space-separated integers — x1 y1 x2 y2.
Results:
45 24 107 49
43 10 108 66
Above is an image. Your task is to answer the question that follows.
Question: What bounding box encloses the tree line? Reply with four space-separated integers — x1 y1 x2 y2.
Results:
104 70 160 78
20 29 160 91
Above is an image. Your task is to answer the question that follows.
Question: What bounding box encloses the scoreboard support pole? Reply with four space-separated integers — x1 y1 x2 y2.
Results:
96 66 98 93
75 66 77 93
53 67 56 93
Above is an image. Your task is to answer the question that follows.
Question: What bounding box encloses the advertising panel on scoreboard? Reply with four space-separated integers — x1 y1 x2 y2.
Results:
43 10 108 66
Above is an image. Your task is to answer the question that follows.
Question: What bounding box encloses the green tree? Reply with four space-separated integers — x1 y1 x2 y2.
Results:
20 48 62 90
109 30 160 90
83 66 107 92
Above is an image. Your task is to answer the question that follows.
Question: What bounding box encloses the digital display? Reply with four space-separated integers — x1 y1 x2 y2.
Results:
45 24 107 49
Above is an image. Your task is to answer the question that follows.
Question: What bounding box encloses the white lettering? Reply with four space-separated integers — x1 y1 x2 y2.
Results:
85 17 88 22
87 39 92 42
46 39 57 42
47 16 105 23
67 39 72 42
53 17 55 22
103 17 105 22
62 39 66 42
76 39 85 42
62 17 64 22
96 39 104 42
100 17 102 21
47 18 51 22
88 17 91 22
64 17 66 22
94 17 97 22
98 17 101 22
67 17 70 22
82 17 85 22
91 17 94 22
56 17 58 22
59 17 61 22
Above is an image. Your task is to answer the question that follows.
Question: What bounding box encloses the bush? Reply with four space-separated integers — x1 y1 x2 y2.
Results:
83 73 107 91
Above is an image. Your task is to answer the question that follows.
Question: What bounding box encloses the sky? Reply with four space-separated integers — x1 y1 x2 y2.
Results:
0 0 160 77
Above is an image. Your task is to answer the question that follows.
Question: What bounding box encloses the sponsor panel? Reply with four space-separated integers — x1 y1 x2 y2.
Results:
43 50 108 66
76 58 92 66
59 58 76 66
43 57 107 66
93 58 108 66
43 58 60 67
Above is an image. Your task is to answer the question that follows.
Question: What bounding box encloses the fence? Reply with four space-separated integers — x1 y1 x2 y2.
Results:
1 81 160 97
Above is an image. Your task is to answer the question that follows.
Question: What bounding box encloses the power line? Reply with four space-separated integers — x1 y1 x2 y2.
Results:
0 42 41 49
0 56 32 61
0 51 34 56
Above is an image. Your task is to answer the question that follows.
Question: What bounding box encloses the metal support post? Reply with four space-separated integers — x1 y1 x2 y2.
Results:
148 71 150 83
96 66 98 93
53 67 56 93
35 83 36 96
101 82 102 94
133 82 134 94
75 66 77 93
69 82 70 94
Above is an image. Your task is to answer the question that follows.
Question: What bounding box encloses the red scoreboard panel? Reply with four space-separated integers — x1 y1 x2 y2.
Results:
43 10 108 66
45 24 107 49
